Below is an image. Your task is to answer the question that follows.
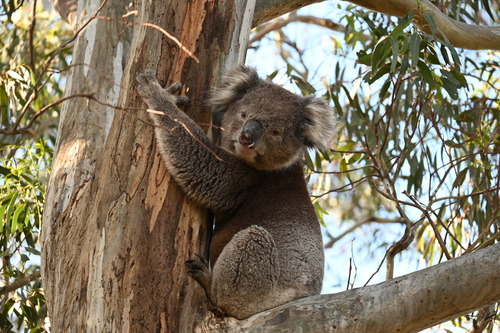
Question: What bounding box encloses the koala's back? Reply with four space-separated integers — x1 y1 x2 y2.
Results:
209 162 324 317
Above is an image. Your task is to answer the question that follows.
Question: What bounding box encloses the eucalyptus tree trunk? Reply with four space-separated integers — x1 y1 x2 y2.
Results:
41 0 255 331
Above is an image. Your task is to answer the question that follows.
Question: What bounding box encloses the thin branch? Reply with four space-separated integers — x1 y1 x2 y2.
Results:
8 0 109 134
146 109 223 162
0 271 41 295
404 191 452 260
28 0 37 73
250 11 346 44
324 216 405 248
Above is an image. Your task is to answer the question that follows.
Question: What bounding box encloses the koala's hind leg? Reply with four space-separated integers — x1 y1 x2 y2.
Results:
210 225 282 319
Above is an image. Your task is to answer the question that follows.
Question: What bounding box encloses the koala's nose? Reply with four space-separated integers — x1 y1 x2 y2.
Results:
239 119 264 149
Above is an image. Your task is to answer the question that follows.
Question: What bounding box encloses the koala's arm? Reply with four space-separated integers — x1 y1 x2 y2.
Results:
136 70 258 212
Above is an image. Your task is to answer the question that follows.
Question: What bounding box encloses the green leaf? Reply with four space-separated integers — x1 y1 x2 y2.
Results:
453 168 469 188
368 65 390 84
0 165 11 176
391 13 413 37
25 247 41 255
0 204 6 233
379 78 391 99
417 61 435 87
372 36 390 70
422 12 438 36
313 201 328 227
441 77 459 100
410 32 421 68
336 140 357 152
291 75 316 95
389 36 399 73
356 50 371 66
481 0 495 20
440 44 450 65
4 191 19 232
11 203 26 233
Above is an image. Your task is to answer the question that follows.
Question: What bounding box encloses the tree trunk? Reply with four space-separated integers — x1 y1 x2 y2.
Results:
41 0 255 331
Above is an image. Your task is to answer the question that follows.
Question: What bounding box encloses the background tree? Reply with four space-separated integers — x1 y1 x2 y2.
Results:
0 0 498 332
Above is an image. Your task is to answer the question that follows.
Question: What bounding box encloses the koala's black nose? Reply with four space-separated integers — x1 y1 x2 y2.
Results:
239 119 264 149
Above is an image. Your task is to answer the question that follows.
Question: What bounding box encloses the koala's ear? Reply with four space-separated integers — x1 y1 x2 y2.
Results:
209 66 262 111
301 97 338 151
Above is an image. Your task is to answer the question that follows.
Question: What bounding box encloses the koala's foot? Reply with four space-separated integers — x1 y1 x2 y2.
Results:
186 256 226 318
135 70 190 110
185 255 212 294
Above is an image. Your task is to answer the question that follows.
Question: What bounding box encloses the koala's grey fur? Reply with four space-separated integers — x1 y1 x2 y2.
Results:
136 67 337 320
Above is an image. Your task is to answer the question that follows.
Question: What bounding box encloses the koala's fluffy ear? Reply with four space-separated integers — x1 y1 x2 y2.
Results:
301 97 338 151
209 66 262 111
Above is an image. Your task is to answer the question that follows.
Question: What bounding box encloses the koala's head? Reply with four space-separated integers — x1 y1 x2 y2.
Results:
210 66 338 171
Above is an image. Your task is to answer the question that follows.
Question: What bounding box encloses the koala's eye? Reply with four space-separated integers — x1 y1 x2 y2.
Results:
271 129 281 136
241 112 247 119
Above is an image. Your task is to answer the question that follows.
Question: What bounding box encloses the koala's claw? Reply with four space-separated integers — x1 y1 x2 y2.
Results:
185 255 209 271
175 95 190 107
167 83 190 107
136 70 190 108
167 82 183 94
186 256 211 293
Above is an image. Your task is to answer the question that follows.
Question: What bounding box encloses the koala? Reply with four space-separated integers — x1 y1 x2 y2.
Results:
136 66 337 320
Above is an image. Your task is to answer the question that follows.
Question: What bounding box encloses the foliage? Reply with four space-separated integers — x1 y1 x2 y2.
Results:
0 2 72 331
250 0 499 330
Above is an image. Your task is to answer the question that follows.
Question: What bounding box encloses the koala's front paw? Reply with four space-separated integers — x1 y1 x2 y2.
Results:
136 69 162 98
185 255 211 293
136 70 190 109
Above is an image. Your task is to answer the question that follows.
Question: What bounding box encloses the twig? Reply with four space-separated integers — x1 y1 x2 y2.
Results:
250 11 345 45
325 216 405 248
28 0 37 73
404 191 452 260
0 271 41 295
146 109 223 162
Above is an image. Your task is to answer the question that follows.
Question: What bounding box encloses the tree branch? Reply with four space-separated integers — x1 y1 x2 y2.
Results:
346 0 500 50
0 271 41 295
252 0 322 27
250 11 345 44
199 243 500 332
324 216 404 248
